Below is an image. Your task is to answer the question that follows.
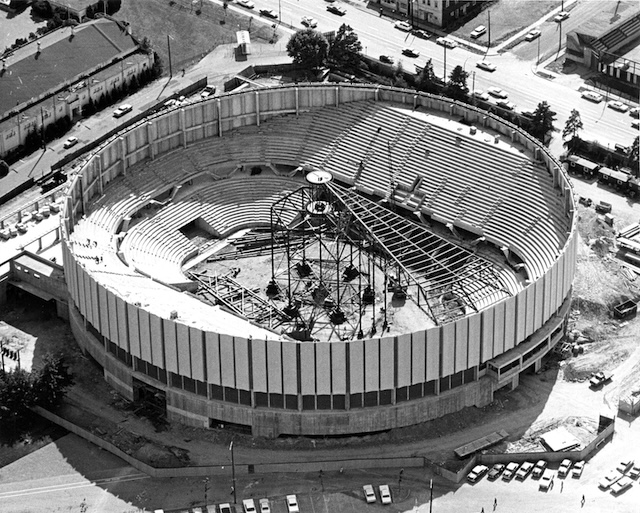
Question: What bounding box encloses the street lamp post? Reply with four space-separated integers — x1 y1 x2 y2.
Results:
398 468 404 493
229 441 237 504
429 479 433 513
167 34 173 78
537 35 541 66
443 46 447 84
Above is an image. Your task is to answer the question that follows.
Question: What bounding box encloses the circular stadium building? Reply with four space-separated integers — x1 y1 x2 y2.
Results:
61 84 577 437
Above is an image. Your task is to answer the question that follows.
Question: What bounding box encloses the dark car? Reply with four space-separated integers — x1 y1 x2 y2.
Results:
380 55 394 64
488 463 505 481
401 47 420 58
259 8 278 18
327 4 346 15
412 29 430 39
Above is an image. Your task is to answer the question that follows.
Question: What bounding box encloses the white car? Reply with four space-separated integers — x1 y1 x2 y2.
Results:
599 470 622 490
394 21 412 32
286 494 299 513
467 464 489 483
363 484 376 503
611 476 633 495
470 25 486 39
258 498 270 513
516 461 534 480
608 101 629 113
572 461 585 478
476 60 497 72
237 0 255 7
472 90 490 101
63 136 79 149
630 106 640 118
436 37 457 49
243 499 256 513
496 100 516 111
200 85 216 98
113 103 133 118
502 462 519 481
301 16 318 28
558 459 572 477
379 484 392 504
525 29 541 41
581 90 604 103
539 469 554 491
487 86 508 98
554 11 570 22
532 460 547 479
219 504 233 513
616 459 634 473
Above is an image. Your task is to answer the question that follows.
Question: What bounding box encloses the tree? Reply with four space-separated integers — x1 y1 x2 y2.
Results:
328 24 362 70
529 101 557 144
628 136 639 177
415 59 441 94
0 160 9 178
444 65 469 102
0 368 36 436
286 29 329 70
562 109 583 152
32 354 74 409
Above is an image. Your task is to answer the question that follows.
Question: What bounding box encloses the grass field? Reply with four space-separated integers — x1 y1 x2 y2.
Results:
115 0 281 74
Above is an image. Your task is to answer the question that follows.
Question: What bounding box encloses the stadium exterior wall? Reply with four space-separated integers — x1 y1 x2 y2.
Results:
61 84 577 437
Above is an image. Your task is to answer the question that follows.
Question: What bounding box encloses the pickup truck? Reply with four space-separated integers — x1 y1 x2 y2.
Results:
589 371 613 389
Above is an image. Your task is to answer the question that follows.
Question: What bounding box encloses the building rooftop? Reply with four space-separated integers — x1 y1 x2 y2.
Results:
0 18 138 119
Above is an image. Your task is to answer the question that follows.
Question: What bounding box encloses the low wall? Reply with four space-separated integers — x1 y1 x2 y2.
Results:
32 406 423 478
431 455 478 484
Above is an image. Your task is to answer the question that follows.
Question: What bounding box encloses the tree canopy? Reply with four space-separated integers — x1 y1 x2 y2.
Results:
529 101 557 144
286 29 329 69
562 109 583 152
329 24 362 69
415 59 441 94
444 65 469 102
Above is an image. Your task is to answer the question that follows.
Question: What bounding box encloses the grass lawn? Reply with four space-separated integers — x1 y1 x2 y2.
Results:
453 0 560 46
115 0 280 73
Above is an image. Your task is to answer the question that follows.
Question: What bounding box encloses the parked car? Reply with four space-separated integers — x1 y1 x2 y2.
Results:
363 484 376 503
610 476 633 495
113 103 133 118
572 461 585 478
472 90 490 101
467 464 489 483
589 371 613 389
525 29 541 41
259 498 271 513
608 100 629 113
219 504 233 513
599 470 622 490
487 463 505 481
379 484 392 504
412 29 429 39
487 86 508 98
616 459 634 473
496 100 517 111
502 462 519 481
629 106 640 118
243 499 257 513
301 16 318 28
554 11 570 22
516 461 534 481
633 120 640 130
476 60 497 72
63 136 79 149
380 55 394 64
532 460 548 479
286 495 299 513
436 37 457 49
539 469 555 491
237 0 255 8
200 85 216 98
595 201 612 214
581 90 603 103
470 25 486 39
259 8 278 18
558 459 572 478
401 47 420 58
394 21 412 32
327 4 346 15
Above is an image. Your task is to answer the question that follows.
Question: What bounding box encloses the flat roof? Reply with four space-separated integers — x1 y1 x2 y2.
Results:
0 19 137 118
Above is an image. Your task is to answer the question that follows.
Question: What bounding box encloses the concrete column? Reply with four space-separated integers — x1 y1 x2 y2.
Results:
119 137 127 175
295 87 299 116
510 373 519 390
147 121 155 159
216 99 223 137
255 91 260 126
180 108 187 149
534 359 542 373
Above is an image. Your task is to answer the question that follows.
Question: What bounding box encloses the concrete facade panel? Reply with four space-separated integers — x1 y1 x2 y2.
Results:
282 341 298 395
251 338 267 393
426 330 439 381
493 301 505 355
503 296 516 351
138 309 151 362
467 315 481 367
205 331 221 385
150 313 164 368
219 334 234 387
116 295 128 351
267 339 283 393
316 343 331 395
164 318 178 374
515 292 526 341
98 282 109 336
190 327 205 382
364 338 379 392
300 342 315 394
89 276 99 329
397 334 411 387
107 289 118 343
441 323 455 376
349 339 364 393
524 285 535 338
481 308 494 362
534 280 544 331
379 336 394 390
411 331 426 385
331 342 347 394
126 302 141 357
454 318 468 373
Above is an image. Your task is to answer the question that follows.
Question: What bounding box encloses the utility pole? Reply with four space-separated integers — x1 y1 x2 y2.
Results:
443 45 447 84
229 441 237 504
537 35 541 66
167 35 173 78
487 10 491 48
429 479 433 513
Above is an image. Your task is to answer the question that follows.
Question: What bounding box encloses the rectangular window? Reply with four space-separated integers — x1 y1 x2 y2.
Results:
409 383 423 400
317 395 331 410
224 387 239 404
285 394 298 410
196 380 208 397
255 392 268 407
424 380 436 395
396 386 409 403
302 395 316 410
364 391 378 407
183 377 196 394
463 368 475 384
350 393 363 408
451 371 463 389
269 393 284 409
158 369 167 385
239 389 252 406
379 389 392 405
439 376 450 392
210 384 223 400
332 394 346 410
170 372 182 389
